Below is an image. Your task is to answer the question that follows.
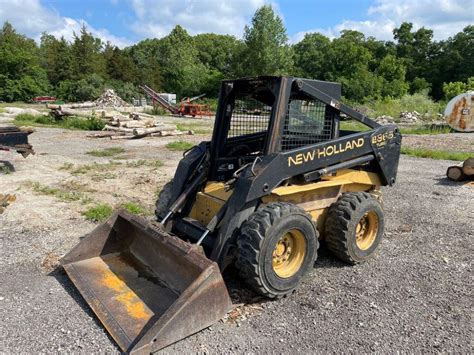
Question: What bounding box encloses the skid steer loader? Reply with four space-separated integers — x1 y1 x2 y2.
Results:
62 76 401 353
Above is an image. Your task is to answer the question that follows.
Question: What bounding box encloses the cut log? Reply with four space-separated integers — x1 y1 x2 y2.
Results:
446 165 465 181
103 125 135 133
121 120 156 128
150 130 194 137
132 126 176 136
462 158 474 176
55 109 94 118
129 112 155 120
86 132 127 138
110 134 134 140
64 102 97 109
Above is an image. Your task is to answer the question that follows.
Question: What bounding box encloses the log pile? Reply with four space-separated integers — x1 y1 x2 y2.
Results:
87 112 193 139
446 158 474 182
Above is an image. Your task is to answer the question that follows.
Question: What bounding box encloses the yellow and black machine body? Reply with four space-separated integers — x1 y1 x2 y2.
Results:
62 76 401 353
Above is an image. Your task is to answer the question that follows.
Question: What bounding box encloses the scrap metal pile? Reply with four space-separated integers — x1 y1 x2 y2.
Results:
0 126 34 157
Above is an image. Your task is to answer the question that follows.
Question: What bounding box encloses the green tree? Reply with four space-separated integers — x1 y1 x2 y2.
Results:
376 54 409 97
103 43 136 82
156 25 208 96
40 33 73 86
329 30 372 79
293 32 331 79
0 22 50 101
70 24 106 79
193 33 240 76
239 5 293 76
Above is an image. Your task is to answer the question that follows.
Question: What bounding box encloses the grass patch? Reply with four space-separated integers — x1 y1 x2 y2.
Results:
31 182 92 204
340 119 371 132
14 113 105 130
176 123 213 134
165 141 194 151
61 161 121 174
1 165 12 174
126 159 164 169
400 126 452 135
91 172 117 181
86 147 125 157
126 159 147 167
82 203 113 222
401 147 471 161
121 202 146 215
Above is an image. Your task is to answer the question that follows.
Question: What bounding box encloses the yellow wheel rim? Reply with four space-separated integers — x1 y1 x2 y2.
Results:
355 211 379 250
272 229 306 278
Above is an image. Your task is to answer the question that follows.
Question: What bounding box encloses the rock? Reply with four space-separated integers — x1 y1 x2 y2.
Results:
375 115 395 125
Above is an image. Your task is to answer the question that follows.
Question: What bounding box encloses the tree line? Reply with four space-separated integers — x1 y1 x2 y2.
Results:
0 5 472 103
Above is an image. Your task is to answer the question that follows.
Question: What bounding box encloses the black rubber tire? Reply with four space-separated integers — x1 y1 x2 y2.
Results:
236 202 318 298
155 180 174 220
325 192 384 264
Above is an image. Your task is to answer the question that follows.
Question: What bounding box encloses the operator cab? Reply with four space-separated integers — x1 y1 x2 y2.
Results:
210 76 342 181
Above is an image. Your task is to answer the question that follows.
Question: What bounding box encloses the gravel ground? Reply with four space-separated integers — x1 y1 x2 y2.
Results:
402 132 474 152
0 128 473 353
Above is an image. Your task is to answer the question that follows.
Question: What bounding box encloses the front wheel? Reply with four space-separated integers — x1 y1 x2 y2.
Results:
236 202 318 298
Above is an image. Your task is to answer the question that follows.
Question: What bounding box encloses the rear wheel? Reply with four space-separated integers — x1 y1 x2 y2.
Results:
236 202 318 298
155 180 174 220
325 192 384 264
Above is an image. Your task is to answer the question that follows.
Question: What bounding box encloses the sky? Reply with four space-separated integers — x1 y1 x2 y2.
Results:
0 0 472 48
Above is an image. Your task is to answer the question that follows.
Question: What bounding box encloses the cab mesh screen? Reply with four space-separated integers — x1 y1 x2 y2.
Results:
281 98 335 151
228 95 271 138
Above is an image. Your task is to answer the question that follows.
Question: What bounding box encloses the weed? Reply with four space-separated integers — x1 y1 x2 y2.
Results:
121 202 146 215
0 165 12 174
91 172 117 181
71 162 121 174
401 147 471 161
149 159 164 169
126 159 147 167
59 162 74 170
86 147 125 157
82 203 113 222
165 141 194 151
30 182 91 203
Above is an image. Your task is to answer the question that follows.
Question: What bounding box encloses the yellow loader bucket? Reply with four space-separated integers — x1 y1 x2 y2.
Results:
61 210 231 354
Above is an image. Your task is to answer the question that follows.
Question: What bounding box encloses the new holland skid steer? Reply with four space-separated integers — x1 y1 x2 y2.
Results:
62 76 401 353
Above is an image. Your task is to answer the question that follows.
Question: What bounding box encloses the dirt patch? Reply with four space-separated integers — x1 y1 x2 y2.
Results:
41 251 61 272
